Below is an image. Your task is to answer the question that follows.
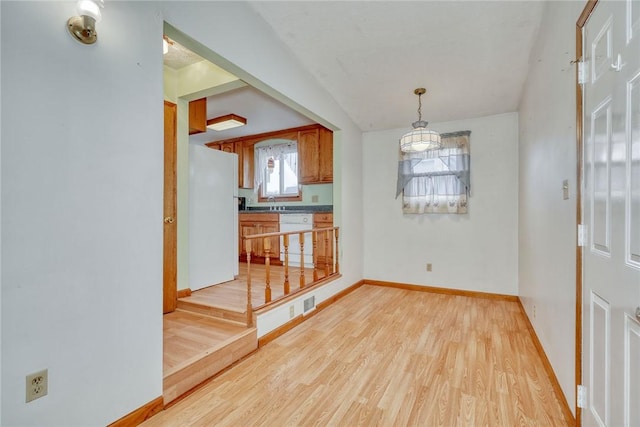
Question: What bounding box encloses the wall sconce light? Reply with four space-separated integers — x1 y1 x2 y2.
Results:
206 114 247 131
67 0 104 45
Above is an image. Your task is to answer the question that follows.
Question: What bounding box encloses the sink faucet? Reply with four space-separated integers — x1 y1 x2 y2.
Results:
268 196 276 211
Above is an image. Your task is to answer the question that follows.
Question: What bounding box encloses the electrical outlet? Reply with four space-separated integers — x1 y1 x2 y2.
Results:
533 305 537 319
426 263 432 272
311 195 319 203
26 369 48 403
289 306 295 319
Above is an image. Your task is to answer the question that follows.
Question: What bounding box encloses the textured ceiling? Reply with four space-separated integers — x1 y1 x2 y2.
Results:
163 37 204 70
249 1 545 131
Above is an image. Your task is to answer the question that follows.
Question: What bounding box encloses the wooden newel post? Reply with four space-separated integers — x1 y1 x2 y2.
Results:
324 230 330 276
246 239 253 327
299 232 305 289
312 230 318 282
283 234 290 295
335 228 340 274
264 237 272 303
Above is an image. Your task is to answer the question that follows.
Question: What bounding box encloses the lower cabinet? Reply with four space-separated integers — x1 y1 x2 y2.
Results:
313 213 333 268
239 213 280 263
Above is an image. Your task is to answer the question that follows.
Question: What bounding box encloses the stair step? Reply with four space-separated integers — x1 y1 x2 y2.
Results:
177 300 247 326
163 327 257 404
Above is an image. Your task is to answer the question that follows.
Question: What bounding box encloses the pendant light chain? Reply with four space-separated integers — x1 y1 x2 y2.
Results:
417 91 422 122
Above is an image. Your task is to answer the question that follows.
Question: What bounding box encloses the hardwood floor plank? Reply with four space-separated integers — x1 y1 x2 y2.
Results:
146 285 570 426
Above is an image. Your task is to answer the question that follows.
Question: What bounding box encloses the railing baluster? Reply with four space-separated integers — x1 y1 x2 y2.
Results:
246 239 253 327
242 227 339 312
312 230 318 282
335 228 340 274
299 232 305 289
283 234 290 295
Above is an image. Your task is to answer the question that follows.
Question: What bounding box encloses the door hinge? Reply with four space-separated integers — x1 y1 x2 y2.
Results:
578 224 587 247
577 384 587 408
578 60 588 85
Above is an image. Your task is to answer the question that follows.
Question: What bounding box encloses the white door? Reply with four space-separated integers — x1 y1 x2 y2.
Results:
189 145 238 291
582 1 640 426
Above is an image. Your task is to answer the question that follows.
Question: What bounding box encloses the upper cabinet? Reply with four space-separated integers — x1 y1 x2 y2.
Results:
206 124 333 189
299 126 333 184
298 128 320 184
188 98 207 135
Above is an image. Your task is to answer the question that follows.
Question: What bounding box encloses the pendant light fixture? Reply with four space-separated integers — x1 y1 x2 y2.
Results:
399 88 441 152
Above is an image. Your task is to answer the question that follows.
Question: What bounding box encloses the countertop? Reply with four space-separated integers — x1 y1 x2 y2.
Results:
240 205 332 214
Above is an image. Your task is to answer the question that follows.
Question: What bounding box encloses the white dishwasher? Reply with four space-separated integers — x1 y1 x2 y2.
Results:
279 213 314 267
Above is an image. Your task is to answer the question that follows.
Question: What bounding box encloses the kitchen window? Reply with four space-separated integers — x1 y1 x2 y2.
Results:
254 141 301 201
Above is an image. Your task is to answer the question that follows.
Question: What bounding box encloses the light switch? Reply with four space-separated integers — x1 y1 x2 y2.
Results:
563 179 569 200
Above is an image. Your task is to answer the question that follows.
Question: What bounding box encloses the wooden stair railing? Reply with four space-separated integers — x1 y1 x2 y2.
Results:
242 226 340 327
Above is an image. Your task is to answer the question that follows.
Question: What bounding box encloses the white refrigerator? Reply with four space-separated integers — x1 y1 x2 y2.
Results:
189 144 239 291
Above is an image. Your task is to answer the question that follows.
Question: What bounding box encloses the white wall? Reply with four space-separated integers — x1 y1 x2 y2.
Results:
363 113 519 295
1 2 164 425
1 2 363 425
518 0 583 413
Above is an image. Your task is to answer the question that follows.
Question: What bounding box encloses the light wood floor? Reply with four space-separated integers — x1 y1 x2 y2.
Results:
146 285 570 426
181 263 320 313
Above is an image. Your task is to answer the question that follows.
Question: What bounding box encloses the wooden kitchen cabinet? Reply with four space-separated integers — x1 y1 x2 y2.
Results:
318 127 333 183
239 213 280 263
313 213 333 267
188 98 207 135
298 128 320 184
299 126 333 184
240 140 255 189
211 124 333 189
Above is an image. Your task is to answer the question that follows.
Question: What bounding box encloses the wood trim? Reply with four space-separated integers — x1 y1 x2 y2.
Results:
575 2 597 424
577 0 598 27
177 288 192 298
364 279 519 301
163 101 178 314
107 396 163 427
208 124 325 146
517 298 576 426
257 279 364 347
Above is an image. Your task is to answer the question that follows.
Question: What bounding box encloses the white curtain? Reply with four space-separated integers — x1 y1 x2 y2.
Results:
396 131 471 214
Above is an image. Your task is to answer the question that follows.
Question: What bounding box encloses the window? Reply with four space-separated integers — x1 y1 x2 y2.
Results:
254 141 301 200
396 131 471 214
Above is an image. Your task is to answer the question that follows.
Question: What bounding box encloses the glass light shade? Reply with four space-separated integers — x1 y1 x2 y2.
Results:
76 0 103 22
163 38 169 55
399 126 442 152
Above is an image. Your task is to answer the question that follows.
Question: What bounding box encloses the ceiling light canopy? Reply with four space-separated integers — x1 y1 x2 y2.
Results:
399 88 441 152
206 114 247 131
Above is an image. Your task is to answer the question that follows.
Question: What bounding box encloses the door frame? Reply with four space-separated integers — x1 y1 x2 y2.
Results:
575 2 598 425
163 100 178 313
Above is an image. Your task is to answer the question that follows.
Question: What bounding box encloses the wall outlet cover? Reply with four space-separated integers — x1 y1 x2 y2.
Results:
26 369 48 403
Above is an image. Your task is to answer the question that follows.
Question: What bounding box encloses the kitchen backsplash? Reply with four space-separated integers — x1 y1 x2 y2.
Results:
238 183 333 208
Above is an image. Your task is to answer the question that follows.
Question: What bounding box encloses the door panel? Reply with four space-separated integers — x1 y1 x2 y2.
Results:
589 291 610 426
624 314 640 426
627 71 640 268
583 1 640 426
